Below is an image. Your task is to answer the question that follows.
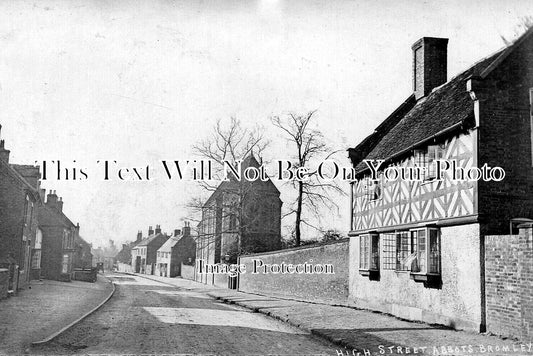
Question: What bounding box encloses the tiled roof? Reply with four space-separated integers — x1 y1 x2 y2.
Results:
350 48 505 175
204 154 281 207
132 232 166 248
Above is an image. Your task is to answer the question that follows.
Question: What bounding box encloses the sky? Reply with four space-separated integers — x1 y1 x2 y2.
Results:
0 0 532 248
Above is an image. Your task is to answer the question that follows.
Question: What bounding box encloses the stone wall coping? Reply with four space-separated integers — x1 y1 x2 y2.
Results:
240 238 349 259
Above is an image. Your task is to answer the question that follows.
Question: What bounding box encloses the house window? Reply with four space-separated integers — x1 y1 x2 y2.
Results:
382 233 396 270
229 213 237 231
62 254 70 274
395 231 411 271
415 145 445 180
359 234 379 278
409 227 441 275
364 177 382 201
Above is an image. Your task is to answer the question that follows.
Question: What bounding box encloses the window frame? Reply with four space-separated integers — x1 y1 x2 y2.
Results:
409 227 441 288
359 233 380 280
415 144 445 181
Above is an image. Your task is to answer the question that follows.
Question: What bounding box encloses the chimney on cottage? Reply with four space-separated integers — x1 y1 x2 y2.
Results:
46 190 59 209
412 37 448 100
174 229 181 237
183 221 191 237
148 226 154 236
0 140 10 163
136 230 142 242
57 197 63 212
155 225 161 234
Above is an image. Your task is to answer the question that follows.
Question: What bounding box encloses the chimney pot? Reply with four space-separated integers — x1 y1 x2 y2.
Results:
412 37 448 100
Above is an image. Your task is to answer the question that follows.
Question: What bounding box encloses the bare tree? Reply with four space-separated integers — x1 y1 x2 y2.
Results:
271 110 345 247
192 117 269 190
188 117 278 263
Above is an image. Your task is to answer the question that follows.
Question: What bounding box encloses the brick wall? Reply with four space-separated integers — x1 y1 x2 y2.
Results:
485 224 533 340
238 239 349 305
477 32 533 234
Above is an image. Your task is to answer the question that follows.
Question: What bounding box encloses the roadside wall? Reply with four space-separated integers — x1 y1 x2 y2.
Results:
485 224 533 340
238 239 349 305
181 263 194 280
117 262 133 273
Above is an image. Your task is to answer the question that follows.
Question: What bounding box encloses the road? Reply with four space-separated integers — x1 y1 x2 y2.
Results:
31 273 338 355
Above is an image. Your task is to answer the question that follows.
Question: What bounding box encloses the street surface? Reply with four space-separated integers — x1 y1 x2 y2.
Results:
31 273 337 355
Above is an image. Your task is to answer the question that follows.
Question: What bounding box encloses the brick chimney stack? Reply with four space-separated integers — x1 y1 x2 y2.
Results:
155 225 161 234
183 221 191 237
412 37 448 100
0 139 10 163
148 226 154 236
46 190 59 209
136 230 142 242
174 229 181 237
57 197 63 212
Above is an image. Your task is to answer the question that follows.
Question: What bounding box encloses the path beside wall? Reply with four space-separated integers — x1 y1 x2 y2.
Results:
485 224 533 340
238 239 349 305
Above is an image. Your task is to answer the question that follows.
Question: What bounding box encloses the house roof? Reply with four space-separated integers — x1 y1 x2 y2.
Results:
38 204 76 229
158 235 180 252
203 154 281 207
132 232 167 248
349 28 533 175
0 159 42 202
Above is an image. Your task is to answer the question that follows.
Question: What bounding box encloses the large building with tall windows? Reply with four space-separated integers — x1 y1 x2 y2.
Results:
348 29 533 332
195 155 282 286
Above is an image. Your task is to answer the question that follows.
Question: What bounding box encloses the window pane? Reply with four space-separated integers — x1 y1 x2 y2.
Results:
429 229 440 274
396 232 410 271
417 229 427 273
370 235 380 270
382 233 396 270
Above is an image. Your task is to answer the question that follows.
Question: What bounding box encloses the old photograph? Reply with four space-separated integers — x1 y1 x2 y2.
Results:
1 0 533 355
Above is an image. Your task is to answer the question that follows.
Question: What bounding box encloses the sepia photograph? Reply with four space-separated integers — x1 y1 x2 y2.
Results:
1 0 533 355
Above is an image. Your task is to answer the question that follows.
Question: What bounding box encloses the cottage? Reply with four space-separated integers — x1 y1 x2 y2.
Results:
156 222 195 277
0 135 42 292
195 154 282 285
131 225 169 275
348 30 533 332
38 190 80 281
73 235 93 269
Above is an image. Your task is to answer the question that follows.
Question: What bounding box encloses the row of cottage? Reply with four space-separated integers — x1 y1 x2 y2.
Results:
113 155 283 284
0 130 92 298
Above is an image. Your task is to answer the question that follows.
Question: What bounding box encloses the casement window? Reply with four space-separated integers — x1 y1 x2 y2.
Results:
410 227 441 275
364 177 382 201
359 233 380 279
395 231 411 271
415 145 445 180
385 227 441 287
382 233 396 270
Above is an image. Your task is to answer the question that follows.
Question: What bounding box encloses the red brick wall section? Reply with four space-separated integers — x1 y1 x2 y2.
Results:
485 225 533 340
477 34 533 234
238 239 349 305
